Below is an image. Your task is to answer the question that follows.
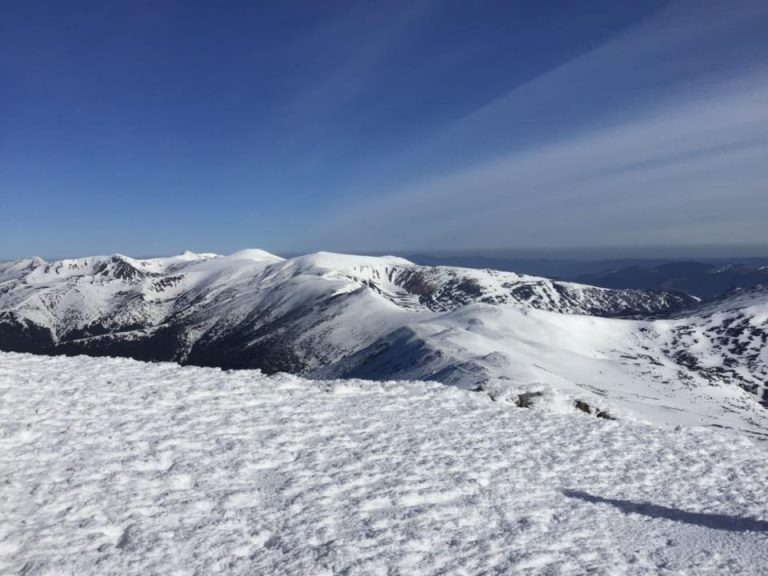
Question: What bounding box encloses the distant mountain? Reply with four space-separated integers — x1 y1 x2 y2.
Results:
1 250 766 434
404 254 680 278
405 254 768 300
573 262 768 300
0 249 692 363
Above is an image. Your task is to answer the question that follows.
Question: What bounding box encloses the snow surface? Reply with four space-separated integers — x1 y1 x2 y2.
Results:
344 303 768 435
1 352 767 575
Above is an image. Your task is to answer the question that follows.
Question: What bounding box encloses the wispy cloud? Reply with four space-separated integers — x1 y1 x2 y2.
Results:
280 0 435 118
305 0 768 251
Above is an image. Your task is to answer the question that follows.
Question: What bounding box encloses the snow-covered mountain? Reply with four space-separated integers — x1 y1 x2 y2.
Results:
1 249 766 433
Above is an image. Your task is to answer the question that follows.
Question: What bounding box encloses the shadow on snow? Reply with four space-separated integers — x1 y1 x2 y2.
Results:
563 489 768 533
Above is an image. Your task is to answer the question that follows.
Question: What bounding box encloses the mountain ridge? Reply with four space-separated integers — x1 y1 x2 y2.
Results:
1 249 766 433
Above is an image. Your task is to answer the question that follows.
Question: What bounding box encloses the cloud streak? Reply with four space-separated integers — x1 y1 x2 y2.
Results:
305 0 768 251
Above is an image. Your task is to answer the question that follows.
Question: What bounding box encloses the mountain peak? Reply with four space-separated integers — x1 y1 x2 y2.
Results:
226 248 283 262
290 251 414 272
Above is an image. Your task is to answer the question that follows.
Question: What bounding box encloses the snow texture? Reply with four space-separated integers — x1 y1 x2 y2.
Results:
1 352 767 575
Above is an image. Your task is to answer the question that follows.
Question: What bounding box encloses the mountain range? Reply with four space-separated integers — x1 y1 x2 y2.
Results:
1 249 766 435
406 254 768 300
572 262 768 300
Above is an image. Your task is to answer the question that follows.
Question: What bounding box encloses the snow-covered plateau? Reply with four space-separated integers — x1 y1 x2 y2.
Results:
1 352 767 575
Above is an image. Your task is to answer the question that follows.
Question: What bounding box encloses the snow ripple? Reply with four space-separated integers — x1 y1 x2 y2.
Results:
0 352 767 575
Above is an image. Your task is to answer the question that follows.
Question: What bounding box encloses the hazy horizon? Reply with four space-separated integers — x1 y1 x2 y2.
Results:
6 242 768 265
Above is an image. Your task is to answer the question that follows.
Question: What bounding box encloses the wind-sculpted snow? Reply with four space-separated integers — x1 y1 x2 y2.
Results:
1 352 767 575
1 251 766 432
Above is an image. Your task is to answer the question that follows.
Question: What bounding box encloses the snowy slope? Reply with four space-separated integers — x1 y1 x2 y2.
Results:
322 302 768 436
1 251 766 432
1 352 767 575
0 249 694 367
0 250 693 352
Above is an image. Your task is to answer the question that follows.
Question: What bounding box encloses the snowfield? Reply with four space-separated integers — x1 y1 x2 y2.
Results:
1 352 767 575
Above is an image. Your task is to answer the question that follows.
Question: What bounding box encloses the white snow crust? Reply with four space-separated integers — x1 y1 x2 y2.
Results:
1 352 767 575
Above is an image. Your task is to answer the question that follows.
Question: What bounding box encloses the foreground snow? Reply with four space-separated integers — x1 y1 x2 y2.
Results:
1 353 767 575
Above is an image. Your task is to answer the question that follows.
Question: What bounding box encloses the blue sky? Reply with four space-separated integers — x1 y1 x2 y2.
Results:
1 0 767 258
